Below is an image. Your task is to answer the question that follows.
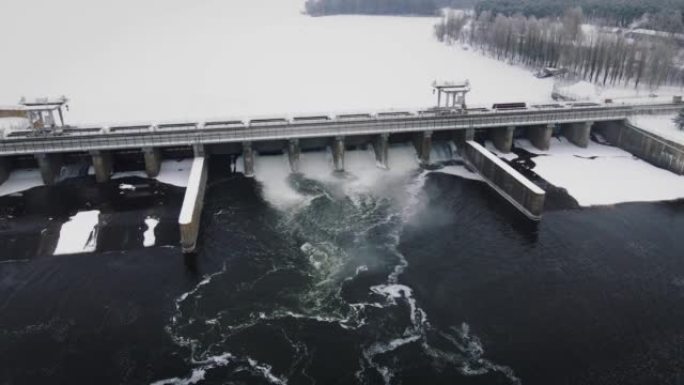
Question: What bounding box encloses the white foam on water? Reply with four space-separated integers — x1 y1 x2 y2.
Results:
119 183 136 191
53 210 100 255
253 152 306 209
143 216 159 247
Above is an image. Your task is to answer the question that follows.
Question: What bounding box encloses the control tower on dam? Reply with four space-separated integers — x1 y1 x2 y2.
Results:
1 96 682 252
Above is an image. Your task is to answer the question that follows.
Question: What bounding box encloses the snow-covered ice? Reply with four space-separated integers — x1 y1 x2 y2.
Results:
53 210 100 255
110 159 193 188
0 169 44 197
0 0 554 125
143 217 159 247
629 114 684 145
488 138 684 207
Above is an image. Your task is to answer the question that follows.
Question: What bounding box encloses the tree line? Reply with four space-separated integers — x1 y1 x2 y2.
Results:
474 0 684 29
304 0 474 16
435 9 683 89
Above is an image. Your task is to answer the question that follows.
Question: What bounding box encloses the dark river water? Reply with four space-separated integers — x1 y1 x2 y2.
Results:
1 150 684 385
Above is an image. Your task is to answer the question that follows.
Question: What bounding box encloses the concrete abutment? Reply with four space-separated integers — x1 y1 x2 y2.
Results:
287 139 300 173
35 153 62 186
90 150 113 183
562 121 593 148
143 147 162 177
333 136 345 172
242 142 255 177
491 126 515 153
414 131 432 166
373 133 389 169
527 124 554 151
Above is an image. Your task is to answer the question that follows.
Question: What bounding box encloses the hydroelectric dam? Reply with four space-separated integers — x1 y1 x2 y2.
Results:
1 98 683 253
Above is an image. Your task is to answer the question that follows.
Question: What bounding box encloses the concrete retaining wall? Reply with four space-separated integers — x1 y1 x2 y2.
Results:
464 141 546 220
179 156 208 253
598 121 684 175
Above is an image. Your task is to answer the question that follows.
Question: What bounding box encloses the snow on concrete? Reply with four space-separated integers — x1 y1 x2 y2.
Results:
143 216 159 247
629 114 684 145
179 157 205 225
53 210 100 255
0 117 29 132
0 0 554 125
507 137 684 207
0 169 44 197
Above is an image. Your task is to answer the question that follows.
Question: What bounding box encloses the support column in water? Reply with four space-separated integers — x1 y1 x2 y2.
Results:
453 128 475 153
527 124 554 151
415 131 432 166
491 126 515 153
90 150 113 183
0 158 9 185
373 133 389 169
287 138 300 173
35 153 62 186
333 136 345 172
143 147 162 177
242 141 255 177
562 121 593 148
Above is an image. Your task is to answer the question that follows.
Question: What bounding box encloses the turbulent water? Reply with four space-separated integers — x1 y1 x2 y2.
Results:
1 143 684 385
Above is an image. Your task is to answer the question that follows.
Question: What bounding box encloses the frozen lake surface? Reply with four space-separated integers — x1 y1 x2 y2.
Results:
0 0 554 124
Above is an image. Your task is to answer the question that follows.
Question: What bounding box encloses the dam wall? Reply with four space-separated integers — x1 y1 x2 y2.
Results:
464 141 545 220
597 121 684 175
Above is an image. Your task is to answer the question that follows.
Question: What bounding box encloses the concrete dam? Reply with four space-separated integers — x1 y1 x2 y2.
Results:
1 98 682 252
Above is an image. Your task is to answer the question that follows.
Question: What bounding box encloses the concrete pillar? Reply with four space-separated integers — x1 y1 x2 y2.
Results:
90 150 113 183
415 131 432 166
333 136 345 172
491 126 515 153
373 133 389 169
179 156 208 254
143 147 162 177
562 121 593 148
35 153 62 186
287 139 300 173
0 158 9 185
453 128 475 153
242 141 254 177
193 144 205 157
527 124 554 151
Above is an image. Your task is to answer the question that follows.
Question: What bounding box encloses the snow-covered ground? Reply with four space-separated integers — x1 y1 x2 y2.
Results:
487 138 684 207
629 114 684 145
0 0 554 125
53 210 100 255
554 81 683 104
0 169 44 196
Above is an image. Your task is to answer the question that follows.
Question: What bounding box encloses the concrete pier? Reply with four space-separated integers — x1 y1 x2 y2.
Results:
35 153 62 185
179 156 208 253
562 121 593 148
90 150 113 183
454 128 475 152
491 126 515 153
527 124 554 151
333 136 345 172
242 141 255 177
287 139 300 173
415 131 432 166
373 133 389 169
143 147 161 177
0 158 9 185
599 121 684 175
464 141 545 220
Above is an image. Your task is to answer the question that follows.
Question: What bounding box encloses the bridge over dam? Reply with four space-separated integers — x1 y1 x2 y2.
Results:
1 99 682 252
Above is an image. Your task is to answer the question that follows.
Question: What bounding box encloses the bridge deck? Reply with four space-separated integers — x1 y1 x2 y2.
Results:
0 102 679 155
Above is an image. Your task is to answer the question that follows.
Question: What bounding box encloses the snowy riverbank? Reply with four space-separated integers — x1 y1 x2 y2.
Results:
487 137 684 207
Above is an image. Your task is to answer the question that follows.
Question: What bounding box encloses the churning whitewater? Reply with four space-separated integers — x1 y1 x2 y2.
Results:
153 144 519 384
